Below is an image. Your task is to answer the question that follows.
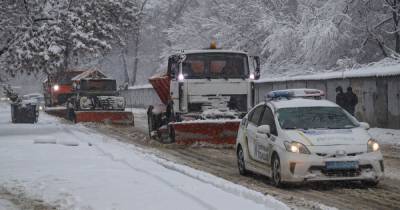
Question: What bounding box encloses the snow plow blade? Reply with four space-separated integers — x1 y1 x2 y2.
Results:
45 107 68 118
75 111 134 125
171 120 241 145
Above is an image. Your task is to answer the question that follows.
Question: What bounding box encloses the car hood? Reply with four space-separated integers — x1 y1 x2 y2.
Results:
284 127 370 146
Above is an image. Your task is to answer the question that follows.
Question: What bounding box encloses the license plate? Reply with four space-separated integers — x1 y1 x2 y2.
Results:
325 161 358 170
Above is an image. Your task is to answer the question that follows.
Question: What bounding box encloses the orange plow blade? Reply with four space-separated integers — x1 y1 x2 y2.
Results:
75 111 134 125
171 120 241 145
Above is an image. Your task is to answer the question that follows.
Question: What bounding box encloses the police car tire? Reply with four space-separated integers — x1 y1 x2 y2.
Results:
237 146 248 175
271 155 283 187
361 180 379 187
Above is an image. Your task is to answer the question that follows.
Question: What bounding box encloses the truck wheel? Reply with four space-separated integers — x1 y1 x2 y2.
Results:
237 146 248 175
167 125 175 143
147 106 154 138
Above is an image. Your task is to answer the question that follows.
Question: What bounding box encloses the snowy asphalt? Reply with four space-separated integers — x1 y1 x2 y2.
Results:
0 102 287 210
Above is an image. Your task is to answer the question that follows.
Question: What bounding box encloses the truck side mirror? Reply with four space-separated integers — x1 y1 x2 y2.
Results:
254 56 261 80
168 57 176 79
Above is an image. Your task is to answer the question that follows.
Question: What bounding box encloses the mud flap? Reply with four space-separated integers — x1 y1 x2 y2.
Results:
74 111 134 125
170 120 241 145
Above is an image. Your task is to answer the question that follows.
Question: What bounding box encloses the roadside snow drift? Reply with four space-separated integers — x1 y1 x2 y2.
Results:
0 102 288 210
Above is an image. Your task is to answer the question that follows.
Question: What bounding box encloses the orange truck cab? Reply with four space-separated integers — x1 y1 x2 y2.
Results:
43 71 84 107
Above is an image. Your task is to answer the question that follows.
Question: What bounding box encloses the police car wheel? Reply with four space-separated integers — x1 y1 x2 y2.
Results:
361 180 379 187
272 155 282 187
237 146 248 175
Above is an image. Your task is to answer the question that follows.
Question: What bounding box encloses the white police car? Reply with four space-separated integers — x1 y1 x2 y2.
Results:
236 89 384 187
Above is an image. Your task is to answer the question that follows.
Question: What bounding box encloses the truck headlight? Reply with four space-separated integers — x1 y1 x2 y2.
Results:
284 141 310 154
178 73 185 81
249 73 255 80
367 139 380 152
53 84 60 91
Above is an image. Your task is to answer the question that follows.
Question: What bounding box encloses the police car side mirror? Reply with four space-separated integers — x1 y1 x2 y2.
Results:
359 122 370 130
257 125 271 135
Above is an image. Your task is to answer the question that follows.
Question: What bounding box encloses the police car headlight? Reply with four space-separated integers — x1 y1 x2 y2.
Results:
284 141 310 154
367 139 380 152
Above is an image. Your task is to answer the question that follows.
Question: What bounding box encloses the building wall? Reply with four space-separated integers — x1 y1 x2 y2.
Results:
121 76 400 128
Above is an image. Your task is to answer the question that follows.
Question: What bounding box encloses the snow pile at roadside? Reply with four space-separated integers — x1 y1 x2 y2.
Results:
258 59 400 83
86 130 287 210
0 198 18 210
369 128 400 146
0 103 288 210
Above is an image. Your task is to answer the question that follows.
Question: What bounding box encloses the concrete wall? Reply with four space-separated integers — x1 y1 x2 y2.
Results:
254 77 400 128
121 76 400 128
120 88 161 108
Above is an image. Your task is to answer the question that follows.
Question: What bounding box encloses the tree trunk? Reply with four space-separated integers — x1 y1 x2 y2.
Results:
393 0 400 53
131 29 140 86
63 42 70 72
121 48 130 84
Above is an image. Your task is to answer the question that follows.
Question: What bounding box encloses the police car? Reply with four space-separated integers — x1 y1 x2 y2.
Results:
236 89 384 187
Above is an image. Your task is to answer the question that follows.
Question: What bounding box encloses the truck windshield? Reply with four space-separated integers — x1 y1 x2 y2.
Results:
181 53 249 79
277 107 358 130
80 80 116 91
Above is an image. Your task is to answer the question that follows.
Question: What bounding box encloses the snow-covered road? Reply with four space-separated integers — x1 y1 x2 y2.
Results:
0 102 287 210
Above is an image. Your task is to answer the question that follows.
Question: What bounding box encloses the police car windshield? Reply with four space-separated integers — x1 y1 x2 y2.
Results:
277 107 358 130
181 53 249 79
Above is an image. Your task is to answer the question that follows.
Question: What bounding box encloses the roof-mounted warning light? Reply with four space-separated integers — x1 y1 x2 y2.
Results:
210 40 217 49
266 89 325 101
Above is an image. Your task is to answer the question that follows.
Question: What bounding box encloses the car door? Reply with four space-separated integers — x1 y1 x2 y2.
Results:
254 105 278 164
246 105 265 160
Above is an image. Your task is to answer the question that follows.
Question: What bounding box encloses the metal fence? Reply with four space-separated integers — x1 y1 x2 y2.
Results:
121 76 400 129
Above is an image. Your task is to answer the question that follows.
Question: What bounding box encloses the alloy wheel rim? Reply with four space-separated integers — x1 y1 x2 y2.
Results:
273 159 280 184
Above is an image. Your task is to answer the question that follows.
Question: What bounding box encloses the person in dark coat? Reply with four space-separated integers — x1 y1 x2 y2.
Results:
344 87 358 116
67 98 75 122
335 86 346 108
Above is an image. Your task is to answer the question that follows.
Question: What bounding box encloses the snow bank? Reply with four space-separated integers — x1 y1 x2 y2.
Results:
369 128 400 146
257 61 400 83
127 83 153 90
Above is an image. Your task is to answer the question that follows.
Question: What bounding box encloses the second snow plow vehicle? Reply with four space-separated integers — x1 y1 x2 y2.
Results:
67 72 134 125
147 48 260 145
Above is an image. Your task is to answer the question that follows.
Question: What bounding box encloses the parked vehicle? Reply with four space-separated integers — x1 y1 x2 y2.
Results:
236 89 384 187
23 93 45 111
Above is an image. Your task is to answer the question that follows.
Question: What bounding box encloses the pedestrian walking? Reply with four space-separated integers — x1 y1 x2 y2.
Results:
335 86 346 108
344 87 358 116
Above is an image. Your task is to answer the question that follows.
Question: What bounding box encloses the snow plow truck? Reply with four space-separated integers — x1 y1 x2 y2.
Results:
147 46 260 145
44 69 133 125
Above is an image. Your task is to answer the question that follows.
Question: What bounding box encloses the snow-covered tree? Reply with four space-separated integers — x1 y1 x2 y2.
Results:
0 0 143 78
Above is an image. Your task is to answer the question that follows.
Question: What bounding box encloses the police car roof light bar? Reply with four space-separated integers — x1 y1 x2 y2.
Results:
266 90 294 101
266 89 325 101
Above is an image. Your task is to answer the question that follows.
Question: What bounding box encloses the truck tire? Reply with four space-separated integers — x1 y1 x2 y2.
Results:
147 106 154 138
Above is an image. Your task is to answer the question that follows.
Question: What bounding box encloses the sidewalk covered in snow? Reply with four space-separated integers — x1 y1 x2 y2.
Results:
0 102 287 210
